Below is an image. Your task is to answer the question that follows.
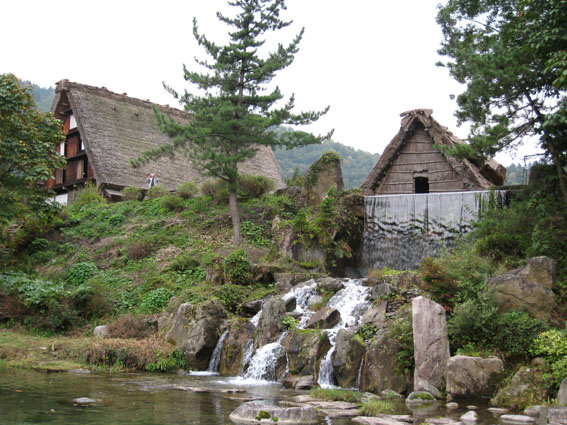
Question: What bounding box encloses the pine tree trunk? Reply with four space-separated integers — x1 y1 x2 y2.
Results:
228 188 242 246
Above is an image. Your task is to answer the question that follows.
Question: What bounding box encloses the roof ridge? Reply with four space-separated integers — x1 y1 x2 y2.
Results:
55 79 188 119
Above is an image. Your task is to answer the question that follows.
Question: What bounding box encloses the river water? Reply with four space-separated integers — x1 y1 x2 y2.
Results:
1 369 501 425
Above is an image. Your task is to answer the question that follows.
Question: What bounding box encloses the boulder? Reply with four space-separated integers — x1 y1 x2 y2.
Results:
229 401 318 424
360 331 410 395
370 283 395 301
412 296 450 398
219 321 256 376
317 277 345 294
446 355 504 400
284 297 297 312
240 300 263 317
486 257 557 322
361 301 387 328
282 329 330 378
331 329 366 388
165 300 227 370
305 306 340 329
302 152 344 206
282 375 315 390
461 411 478 422
93 325 109 338
548 407 567 425
254 297 286 348
499 415 536 424
557 377 567 406
405 391 437 405
490 364 552 409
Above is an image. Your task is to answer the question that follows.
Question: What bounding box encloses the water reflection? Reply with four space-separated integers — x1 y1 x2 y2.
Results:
1 369 503 425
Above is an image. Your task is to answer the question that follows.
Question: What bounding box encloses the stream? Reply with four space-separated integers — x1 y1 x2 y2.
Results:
0 368 502 425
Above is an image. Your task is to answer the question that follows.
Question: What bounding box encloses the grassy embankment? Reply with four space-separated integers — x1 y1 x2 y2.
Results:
0 182 303 372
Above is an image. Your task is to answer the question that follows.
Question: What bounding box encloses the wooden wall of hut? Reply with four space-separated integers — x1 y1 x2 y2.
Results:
376 126 465 194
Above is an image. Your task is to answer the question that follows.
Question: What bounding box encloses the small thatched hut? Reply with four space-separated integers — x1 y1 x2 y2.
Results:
48 80 285 203
361 109 505 195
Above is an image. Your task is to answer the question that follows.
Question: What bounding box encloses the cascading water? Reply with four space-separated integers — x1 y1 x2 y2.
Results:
189 329 229 376
364 190 506 270
240 279 370 386
316 279 371 387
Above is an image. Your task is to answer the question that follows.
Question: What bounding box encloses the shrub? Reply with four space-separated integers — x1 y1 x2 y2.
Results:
68 262 99 286
161 194 184 212
223 249 252 285
531 329 567 389
238 174 275 198
108 213 125 226
176 182 198 199
107 314 155 339
282 315 299 330
214 284 247 312
241 221 271 247
146 185 168 200
122 186 143 201
73 183 107 207
126 236 158 260
140 287 173 313
420 257 459 311
388 309 414 375
201 180 229 204
29 237 49 253
449 297 546 360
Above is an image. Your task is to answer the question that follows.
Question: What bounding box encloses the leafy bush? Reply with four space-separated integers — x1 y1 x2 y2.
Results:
68 262 99 286
420 257 459 311
176 182 198 199
241 221 271 247
122 186 143 201
223 249 252 285
449 296 546 360
201 180 229 204
282 315 299 330
108 214 125 226
146 185 168 200
73 183 107 207
213 284 247 312
126 236 158 260
531 329 567 389
161 193 184 212
140 287 173 313
388 310 414 375
29 237 49 253
238 174 275 198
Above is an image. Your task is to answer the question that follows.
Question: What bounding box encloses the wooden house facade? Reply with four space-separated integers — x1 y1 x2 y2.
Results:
47 80 286 203
361 109 505 195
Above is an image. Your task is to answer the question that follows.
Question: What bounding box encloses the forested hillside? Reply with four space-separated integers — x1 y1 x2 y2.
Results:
274 141 379 189
27 82 54 113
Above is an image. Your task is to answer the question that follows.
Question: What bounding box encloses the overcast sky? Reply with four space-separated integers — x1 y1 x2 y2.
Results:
2 0 539 165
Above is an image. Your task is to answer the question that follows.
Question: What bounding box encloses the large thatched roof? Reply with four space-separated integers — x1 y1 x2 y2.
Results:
51 80 286 191
361 109 505 195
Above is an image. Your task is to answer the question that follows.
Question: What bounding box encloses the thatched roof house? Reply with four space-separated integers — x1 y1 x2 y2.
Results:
48 80 285 202
361 109 505 195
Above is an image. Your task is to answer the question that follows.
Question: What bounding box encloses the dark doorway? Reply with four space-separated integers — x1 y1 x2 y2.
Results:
414 177 429 193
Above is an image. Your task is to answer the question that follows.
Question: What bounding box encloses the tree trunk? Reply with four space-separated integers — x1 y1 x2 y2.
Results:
228 188 242 246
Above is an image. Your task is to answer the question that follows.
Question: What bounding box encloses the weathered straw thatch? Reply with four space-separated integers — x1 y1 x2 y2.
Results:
51 80 285 192
361 109 505 195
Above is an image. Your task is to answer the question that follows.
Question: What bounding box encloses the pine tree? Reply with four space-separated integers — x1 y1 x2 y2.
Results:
133 0 331 245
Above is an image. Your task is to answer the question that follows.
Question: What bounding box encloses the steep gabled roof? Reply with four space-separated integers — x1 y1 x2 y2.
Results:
360 109 505 195
51 80 286 191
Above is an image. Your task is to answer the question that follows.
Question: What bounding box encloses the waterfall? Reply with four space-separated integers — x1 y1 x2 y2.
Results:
188 329 229 376
316 279 371 387
239 278 369 386
207 329 229 373
364 190 506 270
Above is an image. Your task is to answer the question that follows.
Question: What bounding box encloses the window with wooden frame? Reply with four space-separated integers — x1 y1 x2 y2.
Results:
76 158 87 180
55 169 64 185
69 114 77 130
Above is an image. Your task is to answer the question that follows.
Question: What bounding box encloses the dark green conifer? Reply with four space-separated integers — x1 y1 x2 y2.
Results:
133 0 331 245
